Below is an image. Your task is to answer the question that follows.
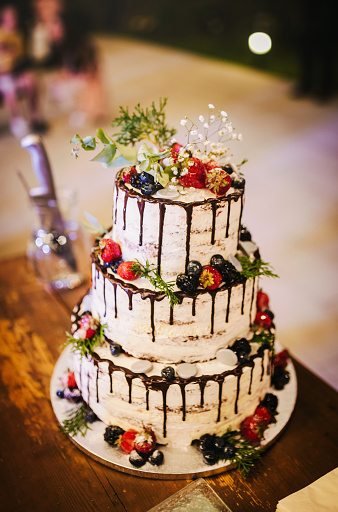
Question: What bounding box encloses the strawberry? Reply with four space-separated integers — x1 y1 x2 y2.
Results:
199 266 222 290
122 166 137 184
240 415 263 443
101 239 122 264
179 157 206 189
254 311 272 328
120 429 138 453
205 165 231 197
79 313 97 338
254 405 272 425
171 143 182 154
257 290 269 311
117 261 140 281
134 429 157 455
61 371 77 389
273 349 289 370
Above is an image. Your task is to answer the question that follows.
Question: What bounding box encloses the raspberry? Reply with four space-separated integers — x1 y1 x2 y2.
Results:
199 266 222 290
254 405 272 425
122 166 137 184
61 371 77 389
117 261 140 281
254 311 272 328
179 157 206 189
240 415 263 443
205 165 231 197
101 239 122 264
120 429 138 453
257 290 269 311
273 349 289 369
134 429 157 455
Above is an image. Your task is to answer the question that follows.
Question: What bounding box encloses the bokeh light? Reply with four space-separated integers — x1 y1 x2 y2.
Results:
248 32 272 55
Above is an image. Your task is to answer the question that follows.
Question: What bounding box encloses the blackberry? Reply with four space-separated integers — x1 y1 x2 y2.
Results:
110 342 122 356
111 259 124 274
161 366 175 381
222 443 236 459
199 434 215 452
210 254 226 272
85 408 98 423
140 182 157 196
187 260 202 277
104 425 125 446
129 450 146 468
130 173 142 189
176 274 199 293
222 164 233 175
139 171 155 185
202 450 219 466
149 450 164 466
240 226 252 242
155 183 164 191
213 436 226 451
231 174 245 189
272 368 290 390
237 350 250 363
219 261 239 285
260 393 278 412
232 338 251 354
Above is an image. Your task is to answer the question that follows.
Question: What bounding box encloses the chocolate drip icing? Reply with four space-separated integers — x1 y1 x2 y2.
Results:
93 265 96 289
169 305 174 325
96 366 99 402
126 375 133 403
199 381 206 407
210 290 217 335
237 194 244 246
127 289 133 310
261 356 265 381
211 201 217 244
180 383 186 421
79 358 82 389
217 379 224 422
185 205 193 272
157 203 166 273
103 277 107 317
192 297 196 317
114 182 119 224
149 296 155 342
137 198 145 246
226 287 232 323
234 369 242 414
248 363 254 395
225 198 231 238
123 192 129 230
249 277 256 327
146 388 149 411
113 283 117 318
109 372 113 394
161 386 168 438
241 280 246 315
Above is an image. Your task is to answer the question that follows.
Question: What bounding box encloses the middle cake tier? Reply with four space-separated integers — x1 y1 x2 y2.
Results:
90 260 258 364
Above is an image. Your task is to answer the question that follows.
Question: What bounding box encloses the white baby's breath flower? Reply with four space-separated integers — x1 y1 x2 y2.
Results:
199 115 204 123
210 115 215 121
180 119 187 126
219 129 226 136
208 103 215 109
221 110 227 117
222 117 227 123
237 133 243 141
198 134 204 140
226 123 233 132
181 169 188 176
190 130 197 135
172 166 178 173
203 123 209 129
178 156 184 162
204 139 211 146
173 169 178 175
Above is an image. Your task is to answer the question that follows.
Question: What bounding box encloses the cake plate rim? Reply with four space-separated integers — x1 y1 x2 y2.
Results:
50 344 297 480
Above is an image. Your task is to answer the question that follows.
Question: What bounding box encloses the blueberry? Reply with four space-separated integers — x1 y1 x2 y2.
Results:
199 434 215 452
110 342 122 356
231 174 245 189
129 450 146 467
237 350 250 363
187 260 202 277
213 436 226 451
210 254 226 271
130 173 142 188
219 261 239 285
104 425 125 446
176 274 199 293
56 390 64 398
111 259 124 274
222 443 236 459
272 369 290 390
139 171 155 185
202 450 219 465
161 366 175 381
232 338 251 354
103 261 112 268
140 182 157 196
260 393 278 412
149 450 164 466
222 164 233 175
85 408 98 423
240 226 252 242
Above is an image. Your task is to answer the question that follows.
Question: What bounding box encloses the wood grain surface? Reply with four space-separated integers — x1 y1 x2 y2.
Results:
0 256 337 512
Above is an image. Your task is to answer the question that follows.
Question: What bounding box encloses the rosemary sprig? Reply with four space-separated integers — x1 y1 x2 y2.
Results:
63 322 106 358
59 402 91 437
221 430 263 477
251 330 275 355
112 98 176 148
131 260 179 308
237 256 279 280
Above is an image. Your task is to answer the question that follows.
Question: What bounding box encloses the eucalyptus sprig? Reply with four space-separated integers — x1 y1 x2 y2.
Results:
251 330 275 355
237 256 279 280
221 429 263 478
59 402 91 437
63 321 106 358
112 97 176 148
131 260 179 308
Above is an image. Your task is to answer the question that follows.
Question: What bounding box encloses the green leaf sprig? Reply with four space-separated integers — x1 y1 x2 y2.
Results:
131 260 179 308
251 330 275 355
221 430 263 477
63 321 106 358
59 402 91 437
112 97 176 148
237 256 279 280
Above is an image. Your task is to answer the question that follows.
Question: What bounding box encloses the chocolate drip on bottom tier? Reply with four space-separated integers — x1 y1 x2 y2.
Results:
210 290 217 334
226 287 232 323
211 201 218 244
217 379 224 422
234 369 242 414
127 290 133 310
180 383 186 421
248 363 254 395
114 182 119 224
192 297 196 317
199 381 206 407
241 281 246 315
96 366 99 402
137 198 145 246
225 197 231 238
169 305 174 325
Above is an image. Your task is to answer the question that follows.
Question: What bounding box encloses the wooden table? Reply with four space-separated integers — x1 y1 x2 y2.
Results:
0 256 337 512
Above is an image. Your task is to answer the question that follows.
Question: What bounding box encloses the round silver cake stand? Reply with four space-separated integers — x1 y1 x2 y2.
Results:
51 345 297 480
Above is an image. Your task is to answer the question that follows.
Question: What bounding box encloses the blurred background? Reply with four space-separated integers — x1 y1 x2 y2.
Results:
1 0 337 389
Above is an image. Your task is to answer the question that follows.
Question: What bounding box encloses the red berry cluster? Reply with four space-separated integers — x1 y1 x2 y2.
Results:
240 394 278 443
122 166 137 184
100 239 122 264
178 157 232 197
254 290 273 328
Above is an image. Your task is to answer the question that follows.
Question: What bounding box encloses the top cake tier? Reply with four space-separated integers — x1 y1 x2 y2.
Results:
110 172 245 282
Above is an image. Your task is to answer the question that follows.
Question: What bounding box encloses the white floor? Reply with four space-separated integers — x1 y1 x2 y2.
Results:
1 36 337 390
